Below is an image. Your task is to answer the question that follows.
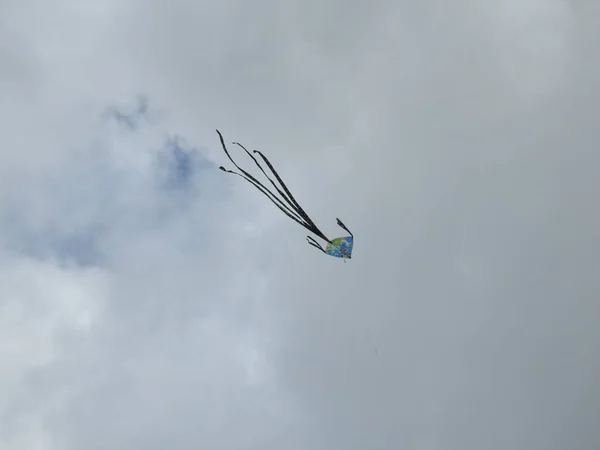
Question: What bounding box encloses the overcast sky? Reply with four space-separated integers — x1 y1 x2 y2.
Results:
1 0 599 449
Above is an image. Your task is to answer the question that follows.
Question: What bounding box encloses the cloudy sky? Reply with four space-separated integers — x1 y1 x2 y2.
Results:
1 0 599 449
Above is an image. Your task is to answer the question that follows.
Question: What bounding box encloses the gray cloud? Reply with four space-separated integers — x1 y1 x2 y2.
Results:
1 0 599 449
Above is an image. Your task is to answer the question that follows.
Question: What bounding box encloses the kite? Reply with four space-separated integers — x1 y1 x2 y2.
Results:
216 129 354 259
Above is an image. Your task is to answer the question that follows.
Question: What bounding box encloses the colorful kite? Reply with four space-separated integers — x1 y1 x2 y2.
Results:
217 130 354 259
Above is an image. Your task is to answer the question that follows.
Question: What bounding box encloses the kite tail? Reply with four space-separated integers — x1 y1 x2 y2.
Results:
217 131 307 225
336 218 353 237
218 130 332 243
232 141 298 214
252 150 314 225
217 130 276 191
306 236 327 254
252 149 331 242
218 167 309 228
217 130 336 242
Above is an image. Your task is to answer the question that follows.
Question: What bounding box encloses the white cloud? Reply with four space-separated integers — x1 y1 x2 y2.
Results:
1 1 599 449
479 0 573 101
0 255 108 450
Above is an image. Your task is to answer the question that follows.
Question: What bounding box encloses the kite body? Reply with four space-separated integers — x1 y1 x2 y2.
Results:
216 129 354 259
325 236 353 259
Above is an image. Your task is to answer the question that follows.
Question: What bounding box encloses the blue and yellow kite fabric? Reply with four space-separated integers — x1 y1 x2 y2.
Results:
216 129 354 260
325 236 354 259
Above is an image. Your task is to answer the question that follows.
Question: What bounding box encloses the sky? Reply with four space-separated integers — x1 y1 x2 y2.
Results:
1 0 599 449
